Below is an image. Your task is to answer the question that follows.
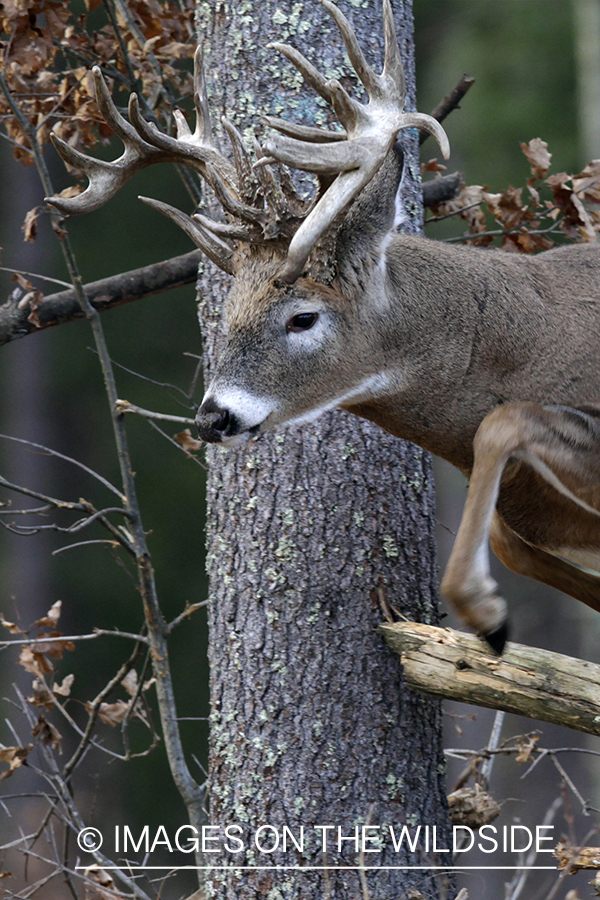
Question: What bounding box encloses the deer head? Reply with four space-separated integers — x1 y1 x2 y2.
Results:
46 0 449 446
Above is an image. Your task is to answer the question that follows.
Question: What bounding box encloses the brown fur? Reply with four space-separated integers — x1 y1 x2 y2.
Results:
203 227 600 646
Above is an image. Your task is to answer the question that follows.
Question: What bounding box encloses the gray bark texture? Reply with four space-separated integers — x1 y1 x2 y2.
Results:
194 2 453 898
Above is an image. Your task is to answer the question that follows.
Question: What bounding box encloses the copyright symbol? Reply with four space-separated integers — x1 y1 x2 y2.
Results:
77 827 103 852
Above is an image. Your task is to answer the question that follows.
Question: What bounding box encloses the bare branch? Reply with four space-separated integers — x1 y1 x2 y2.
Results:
1 250 202 346
381 621 600 737
419 74 475 144
0 435 124 504
0 630 148 649
422 171 464 208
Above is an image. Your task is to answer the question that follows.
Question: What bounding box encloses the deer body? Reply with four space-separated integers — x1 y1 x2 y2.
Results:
343 238 600 473
47 0 600 652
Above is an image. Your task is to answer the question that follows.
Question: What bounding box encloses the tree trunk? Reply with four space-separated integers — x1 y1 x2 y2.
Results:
195 2 453 898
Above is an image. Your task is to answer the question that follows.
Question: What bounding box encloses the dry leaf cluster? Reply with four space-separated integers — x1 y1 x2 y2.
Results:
426 138 600 252
0 0 195 165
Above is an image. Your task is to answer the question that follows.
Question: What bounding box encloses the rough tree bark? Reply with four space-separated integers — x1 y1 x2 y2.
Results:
195 2 453 898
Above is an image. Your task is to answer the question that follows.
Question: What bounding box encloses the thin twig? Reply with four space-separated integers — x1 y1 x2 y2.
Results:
0 630 147 648
168 599 210 632
0 266 71 287
0 435 124 500
115 399 196 425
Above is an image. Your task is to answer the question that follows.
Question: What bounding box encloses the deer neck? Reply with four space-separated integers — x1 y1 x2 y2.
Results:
340 236 554 474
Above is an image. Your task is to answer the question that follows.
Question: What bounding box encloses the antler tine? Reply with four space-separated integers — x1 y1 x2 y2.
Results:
128 93 236 190
207 163 270 226
193 212 265 244
139 196 235 275
283 164 374 283
381 0 405 91
221 117 260 204
264 0 451 282
251 138 290 226
46 58 240 217
318 0 381 98
46 68 164 216
261 116 346 145
92 66 145 146
265 41 334 105
262 133 366 174
193 45 214 147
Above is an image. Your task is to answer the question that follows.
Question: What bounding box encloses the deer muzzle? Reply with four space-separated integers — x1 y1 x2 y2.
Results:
196 386 279 444
196 398 239 443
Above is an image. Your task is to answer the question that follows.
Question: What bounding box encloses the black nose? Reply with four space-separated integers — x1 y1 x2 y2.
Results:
196 399 236 443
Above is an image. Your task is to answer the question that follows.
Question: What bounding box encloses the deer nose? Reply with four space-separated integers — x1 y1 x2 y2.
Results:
196 398 236 443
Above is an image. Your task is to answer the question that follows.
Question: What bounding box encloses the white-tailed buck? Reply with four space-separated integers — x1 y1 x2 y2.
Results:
47 0 600 653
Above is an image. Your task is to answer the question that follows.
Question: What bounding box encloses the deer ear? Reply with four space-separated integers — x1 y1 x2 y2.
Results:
334 142 405 282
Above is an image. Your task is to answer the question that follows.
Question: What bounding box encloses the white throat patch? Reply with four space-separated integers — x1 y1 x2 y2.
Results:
283 372 391 428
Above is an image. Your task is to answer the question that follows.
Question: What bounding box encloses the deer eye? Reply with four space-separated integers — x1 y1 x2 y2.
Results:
286 312 318 333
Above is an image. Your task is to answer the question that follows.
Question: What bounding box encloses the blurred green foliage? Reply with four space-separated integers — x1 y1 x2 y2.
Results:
415 0 578 190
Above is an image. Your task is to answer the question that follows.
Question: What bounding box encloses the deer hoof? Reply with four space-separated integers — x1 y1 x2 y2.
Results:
480 619 509 655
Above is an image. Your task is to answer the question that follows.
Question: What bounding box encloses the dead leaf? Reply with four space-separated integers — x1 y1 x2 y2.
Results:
12 272 33 291
19 645 55 677
22 206 41 242
546 171 571 188
485 185 529 231
515 732 539 764
572 160 600 205
502 231 554 254
0 745 31 781
93 700 131 726
53 184 84 200
520 137 552 179
121 669 138 696
32 715 62 750
448 785 500 828
53 673 75 697
422 158 447 174
35 600 62 628
175 429 204 452
551 184 597 241
34 634 74 659
26 291 45 327
26 679 55 710
84 865 118 900
0 612 24 634
157 41 195 60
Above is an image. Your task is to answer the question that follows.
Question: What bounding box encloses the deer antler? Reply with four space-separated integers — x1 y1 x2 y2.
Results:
45 49 304 273
263 0 450 282
46 1 449 283
47 48 237 216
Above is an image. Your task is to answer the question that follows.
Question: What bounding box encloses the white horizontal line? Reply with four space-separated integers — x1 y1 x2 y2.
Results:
75 865 558 871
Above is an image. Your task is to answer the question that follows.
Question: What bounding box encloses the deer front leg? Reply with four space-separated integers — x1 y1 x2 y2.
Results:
441 409 511 654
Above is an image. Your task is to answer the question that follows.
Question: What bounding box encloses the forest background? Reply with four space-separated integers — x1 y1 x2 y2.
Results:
1 1 599 899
